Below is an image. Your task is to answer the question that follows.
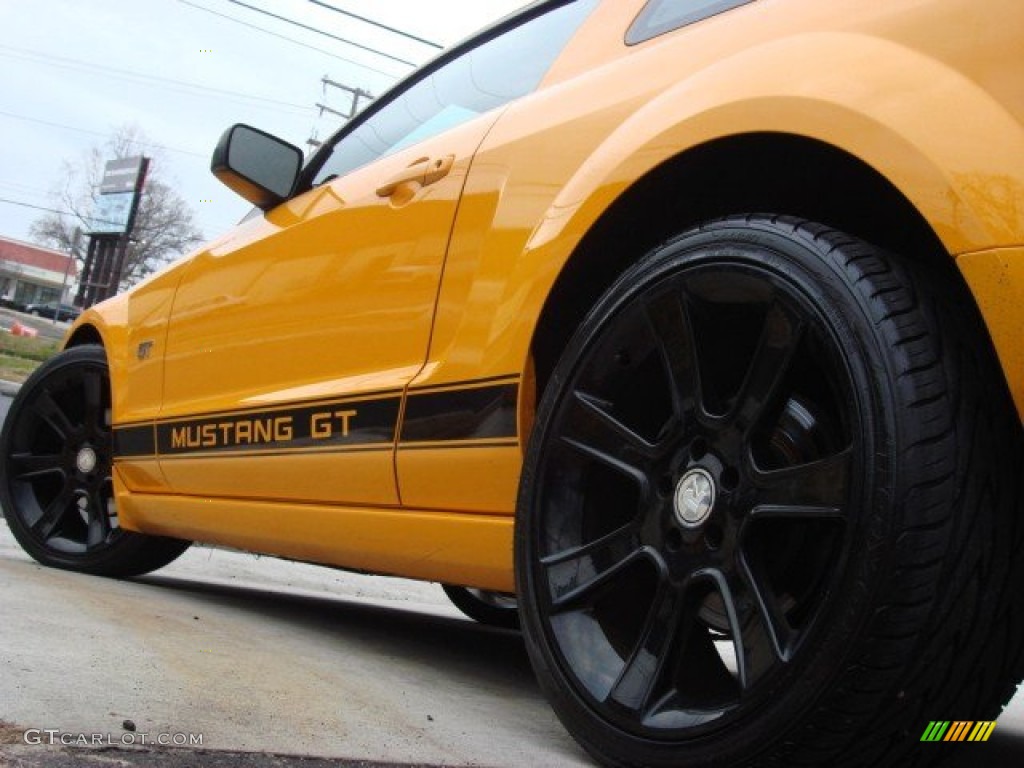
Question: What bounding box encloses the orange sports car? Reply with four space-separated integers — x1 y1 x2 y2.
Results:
3 1 1022 765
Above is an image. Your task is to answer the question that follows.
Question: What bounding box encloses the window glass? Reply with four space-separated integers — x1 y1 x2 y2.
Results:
626 0 754 45
312 0 599 186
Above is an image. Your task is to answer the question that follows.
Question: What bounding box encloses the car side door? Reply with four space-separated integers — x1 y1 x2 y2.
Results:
154 0 598 507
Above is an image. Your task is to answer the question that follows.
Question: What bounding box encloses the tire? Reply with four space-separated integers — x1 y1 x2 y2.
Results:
442 584 520 630
515 216 1024 767
1 345 190 577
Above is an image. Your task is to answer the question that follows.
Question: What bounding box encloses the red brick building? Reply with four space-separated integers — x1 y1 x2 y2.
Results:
0 235 77 308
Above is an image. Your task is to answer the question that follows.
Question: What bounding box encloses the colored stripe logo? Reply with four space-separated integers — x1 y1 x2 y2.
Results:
920 721 996 742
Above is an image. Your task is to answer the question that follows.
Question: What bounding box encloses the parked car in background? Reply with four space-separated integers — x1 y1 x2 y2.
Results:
22 302 81 322
1 1 1022 766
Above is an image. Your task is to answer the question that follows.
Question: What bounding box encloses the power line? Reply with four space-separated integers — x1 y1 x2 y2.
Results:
0 179 52 198
0 197 123 228
0 44 309 111
0 194 236 242
222 0 417 67
0 109 207 159
0 198 75 217
0 45 312 114
307 1 443 49
178 0 403 80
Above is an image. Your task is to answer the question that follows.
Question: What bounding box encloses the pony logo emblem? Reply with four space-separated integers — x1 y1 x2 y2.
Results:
674 468 715 527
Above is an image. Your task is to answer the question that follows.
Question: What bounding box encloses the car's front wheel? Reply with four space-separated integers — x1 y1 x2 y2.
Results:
516 216 1024 767
1 345 190 577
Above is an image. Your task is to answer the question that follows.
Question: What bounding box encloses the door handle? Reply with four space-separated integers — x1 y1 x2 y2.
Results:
376 154 455 197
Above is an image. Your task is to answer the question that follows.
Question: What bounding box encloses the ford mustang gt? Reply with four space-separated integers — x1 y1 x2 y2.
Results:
3 1 1023 765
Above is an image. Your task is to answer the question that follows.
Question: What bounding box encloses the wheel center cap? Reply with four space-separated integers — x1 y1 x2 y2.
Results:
76 446 98 474
674 468 716 528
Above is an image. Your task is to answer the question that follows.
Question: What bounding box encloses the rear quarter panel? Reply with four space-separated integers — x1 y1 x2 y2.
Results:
409 0 1024 514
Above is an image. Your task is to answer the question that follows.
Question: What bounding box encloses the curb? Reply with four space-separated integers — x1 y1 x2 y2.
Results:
0 380 21 397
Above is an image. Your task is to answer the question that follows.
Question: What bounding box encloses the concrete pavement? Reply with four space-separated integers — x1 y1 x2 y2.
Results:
0 524 591 767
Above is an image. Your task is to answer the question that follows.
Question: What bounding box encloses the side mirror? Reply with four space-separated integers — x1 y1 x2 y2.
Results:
211 124 303 210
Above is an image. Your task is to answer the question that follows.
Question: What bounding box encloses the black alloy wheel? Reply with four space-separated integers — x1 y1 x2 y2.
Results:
1 345 189 577
516 217 1024 767
443 584 520 629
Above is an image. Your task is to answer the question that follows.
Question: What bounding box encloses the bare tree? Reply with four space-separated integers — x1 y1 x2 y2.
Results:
29 124 204 290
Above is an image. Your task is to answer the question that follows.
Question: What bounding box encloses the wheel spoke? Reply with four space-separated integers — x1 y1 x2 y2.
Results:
33 390 76 442
542 525 646 612
30 483 76 540
750 446 852 513
738 556 798 664
82 369 105 432
645 290 702 421
669 613 741 707
561 391 653 487
9 452 65 481
569 391 655 462
607 579 684 716
702 567 786 691
731 301 805 434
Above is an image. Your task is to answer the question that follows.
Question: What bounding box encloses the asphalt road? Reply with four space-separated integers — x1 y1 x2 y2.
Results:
1 390 1023 767
0 310 72 342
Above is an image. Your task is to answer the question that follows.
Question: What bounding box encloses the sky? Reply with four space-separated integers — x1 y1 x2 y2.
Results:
0 0 530 246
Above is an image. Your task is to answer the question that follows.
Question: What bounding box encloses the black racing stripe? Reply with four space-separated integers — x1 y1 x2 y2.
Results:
400 383 518 443
156 395 401 456
113 425 156 458
111 377 521 459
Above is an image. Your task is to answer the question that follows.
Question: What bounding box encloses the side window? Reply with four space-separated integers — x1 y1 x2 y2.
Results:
626 0 755 45
312 0 599 185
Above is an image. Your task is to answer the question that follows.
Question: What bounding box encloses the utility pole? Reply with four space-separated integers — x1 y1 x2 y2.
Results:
53 227 80 325
307 76 374 151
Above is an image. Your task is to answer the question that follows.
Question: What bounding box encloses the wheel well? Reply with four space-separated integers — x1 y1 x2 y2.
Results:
64 324 104 349
531 132 955 408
